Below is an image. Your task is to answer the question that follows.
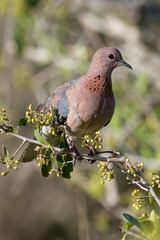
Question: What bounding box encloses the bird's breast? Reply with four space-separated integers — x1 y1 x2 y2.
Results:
66 81 115 136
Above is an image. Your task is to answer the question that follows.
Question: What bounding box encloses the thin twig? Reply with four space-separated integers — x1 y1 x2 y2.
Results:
136 195 153 199
132 180 149 192
11 140 26 160
120 227 147 240
97 150 122 155
137 171 160 206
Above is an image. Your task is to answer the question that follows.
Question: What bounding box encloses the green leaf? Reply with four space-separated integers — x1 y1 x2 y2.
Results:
123 213 155 235
149 198 156 208
122 221 133 232
123 213 142 230
34 123 53 150
149 210 157 223
56 134 73 179
58 133 69 149
140 220 154 234
18 118 27 126
41 150 52 177
2 145 10 164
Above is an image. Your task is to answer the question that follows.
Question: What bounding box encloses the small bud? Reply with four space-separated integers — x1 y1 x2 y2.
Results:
14 160 20 164
7 164 11 169
13 166 18 170
101 162 106 166
35 146 40 151
52 130 55 135
31 118 35 124
1 171 7 176
100 180 104 184
28 104 33 111
37 163 41 168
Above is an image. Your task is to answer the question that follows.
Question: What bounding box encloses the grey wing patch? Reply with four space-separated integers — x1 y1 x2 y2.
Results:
36 79 77 125
55 94 69 124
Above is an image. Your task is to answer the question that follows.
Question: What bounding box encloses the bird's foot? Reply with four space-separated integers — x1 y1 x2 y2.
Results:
69 141 82 165
88 145 97 164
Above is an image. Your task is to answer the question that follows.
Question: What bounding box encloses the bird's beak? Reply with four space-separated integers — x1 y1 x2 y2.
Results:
118 59 132 69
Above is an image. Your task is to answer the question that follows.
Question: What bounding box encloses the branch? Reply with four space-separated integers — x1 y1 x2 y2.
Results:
136 170 160 206
4 131 126 163
1 130 160 207
124 160 160 207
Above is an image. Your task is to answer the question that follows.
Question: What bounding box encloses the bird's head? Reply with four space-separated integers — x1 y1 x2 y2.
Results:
89 47 132 75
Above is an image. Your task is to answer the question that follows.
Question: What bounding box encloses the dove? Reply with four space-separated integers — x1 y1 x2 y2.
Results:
21 47 132 162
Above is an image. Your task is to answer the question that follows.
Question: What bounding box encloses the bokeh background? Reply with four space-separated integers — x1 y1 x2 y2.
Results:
0 0 160 239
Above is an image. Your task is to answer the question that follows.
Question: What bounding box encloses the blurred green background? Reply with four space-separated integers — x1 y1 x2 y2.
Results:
0 0 160 239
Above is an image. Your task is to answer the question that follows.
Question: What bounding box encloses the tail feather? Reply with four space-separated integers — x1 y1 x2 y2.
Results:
20 127 61 162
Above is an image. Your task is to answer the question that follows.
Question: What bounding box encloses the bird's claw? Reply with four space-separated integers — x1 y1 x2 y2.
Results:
88 145 97 164
69 141 82 165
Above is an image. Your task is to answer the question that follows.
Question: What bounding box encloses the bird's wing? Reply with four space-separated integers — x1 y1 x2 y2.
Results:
21 79 77 162
37 79 77 124
104 119 111 127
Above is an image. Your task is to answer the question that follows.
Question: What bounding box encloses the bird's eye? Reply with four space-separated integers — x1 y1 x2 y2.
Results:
108 54 114 59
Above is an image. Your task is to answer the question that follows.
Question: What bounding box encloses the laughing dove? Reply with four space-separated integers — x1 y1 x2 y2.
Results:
21 47 132 162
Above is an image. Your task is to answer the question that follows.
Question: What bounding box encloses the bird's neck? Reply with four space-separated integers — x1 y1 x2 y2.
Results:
87 68 112 85
83 69 113 94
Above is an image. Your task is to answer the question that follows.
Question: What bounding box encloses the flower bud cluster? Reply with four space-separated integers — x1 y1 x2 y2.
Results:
150 172 160 188
132 198 143 210
131 189 144 210
35 146 59 176
0 109 9 122
0 109 13 134
97 161 114 184
125 159 144 182
81 130 103 150
1 159 22 176
26 104 55 126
